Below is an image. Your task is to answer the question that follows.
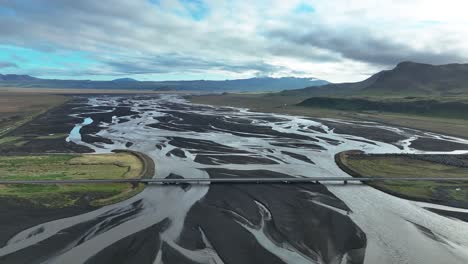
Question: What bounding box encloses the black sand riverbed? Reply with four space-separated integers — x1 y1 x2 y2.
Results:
2 94 468 263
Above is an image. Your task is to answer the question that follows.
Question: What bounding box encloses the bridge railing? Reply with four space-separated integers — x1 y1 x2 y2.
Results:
0 177 467 185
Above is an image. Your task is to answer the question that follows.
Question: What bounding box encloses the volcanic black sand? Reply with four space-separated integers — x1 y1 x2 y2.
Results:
319 119 407 145
0 199 145 264
0 98 94 154
77 183 366 264
85 218 170 264
0 199 93 248
320 119 468 151
409 137 468 151
180 183 366 264
427 208 468 223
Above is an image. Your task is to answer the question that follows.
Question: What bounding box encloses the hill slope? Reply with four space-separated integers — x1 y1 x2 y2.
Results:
284 61 468 97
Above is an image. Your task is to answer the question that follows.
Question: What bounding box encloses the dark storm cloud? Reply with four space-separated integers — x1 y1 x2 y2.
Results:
266 27 464 66
0 61 18 68
103 54 287 75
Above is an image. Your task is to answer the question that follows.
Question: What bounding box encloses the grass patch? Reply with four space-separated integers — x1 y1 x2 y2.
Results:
0 136 21 145
336 151 468 208
35 133 68 139
0 134 68 150
0 152 146 208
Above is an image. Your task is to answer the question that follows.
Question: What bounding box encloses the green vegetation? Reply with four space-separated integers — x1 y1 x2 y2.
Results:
35 133 68 139
281 62 468 98
0 136 21 145
0 152 145 208
336 151 468 208
297 97 468 120
0 136 31 148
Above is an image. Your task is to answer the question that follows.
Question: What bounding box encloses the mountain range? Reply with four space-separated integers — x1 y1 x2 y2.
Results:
283 61 468 97
3 61 468 96
0 74 328 92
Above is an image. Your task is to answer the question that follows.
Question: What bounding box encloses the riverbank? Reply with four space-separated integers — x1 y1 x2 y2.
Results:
335 150 468 209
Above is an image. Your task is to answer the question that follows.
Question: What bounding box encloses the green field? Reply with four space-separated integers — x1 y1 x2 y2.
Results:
336 151 468 208
0 152 145 208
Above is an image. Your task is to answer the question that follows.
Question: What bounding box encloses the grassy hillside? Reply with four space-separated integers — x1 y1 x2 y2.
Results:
283 61 468 97
363 62 468 96
281 71 384 97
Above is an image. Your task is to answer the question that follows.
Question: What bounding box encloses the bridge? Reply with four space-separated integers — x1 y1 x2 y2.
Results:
0 177 467 185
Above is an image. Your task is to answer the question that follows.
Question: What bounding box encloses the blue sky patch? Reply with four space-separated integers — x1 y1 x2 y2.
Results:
294 2 315 14
0 45 96 77
179 0 209 21
0 6 16 16
148 0 160 5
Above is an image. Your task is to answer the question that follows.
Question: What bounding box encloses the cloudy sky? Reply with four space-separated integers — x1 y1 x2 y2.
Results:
0 0 468 82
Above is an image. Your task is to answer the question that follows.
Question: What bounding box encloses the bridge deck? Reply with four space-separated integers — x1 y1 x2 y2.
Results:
0 177 467 185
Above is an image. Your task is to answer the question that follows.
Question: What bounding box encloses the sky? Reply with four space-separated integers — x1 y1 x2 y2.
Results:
0 0 468 83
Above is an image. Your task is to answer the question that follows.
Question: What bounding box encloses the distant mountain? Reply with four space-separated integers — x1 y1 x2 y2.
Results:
112 78 138 82
0 74 328 92
184 77 329 92
0 74 38 82
283 61 468 97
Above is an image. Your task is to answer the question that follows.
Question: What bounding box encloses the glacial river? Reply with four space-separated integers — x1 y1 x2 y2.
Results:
1 95 468 264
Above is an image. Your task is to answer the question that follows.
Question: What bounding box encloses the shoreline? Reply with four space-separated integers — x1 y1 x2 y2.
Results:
112 149 155 180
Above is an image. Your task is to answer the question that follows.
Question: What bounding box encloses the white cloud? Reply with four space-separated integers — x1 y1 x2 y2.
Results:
0 0 467 82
